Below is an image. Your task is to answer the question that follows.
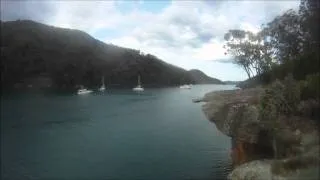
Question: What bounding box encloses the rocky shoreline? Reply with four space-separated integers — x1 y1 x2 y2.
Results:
196 88 320 180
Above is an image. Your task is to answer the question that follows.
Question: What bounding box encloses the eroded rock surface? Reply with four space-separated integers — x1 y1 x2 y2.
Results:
201 88 320 180
202 88 263 142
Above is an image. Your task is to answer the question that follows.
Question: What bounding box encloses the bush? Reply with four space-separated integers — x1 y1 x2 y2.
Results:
300 73 320 101
260 74 302 121
283 74 301 114
259 80 284 124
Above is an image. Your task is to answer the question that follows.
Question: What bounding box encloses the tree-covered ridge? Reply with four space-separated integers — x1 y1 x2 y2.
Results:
188 69 224 84
1 20 223 91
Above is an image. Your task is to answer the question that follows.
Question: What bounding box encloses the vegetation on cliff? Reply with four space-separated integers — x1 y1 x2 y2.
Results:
201 83 319 179
205 1 320 176
222 0 319 128
257 74 319 175
224 0 319 88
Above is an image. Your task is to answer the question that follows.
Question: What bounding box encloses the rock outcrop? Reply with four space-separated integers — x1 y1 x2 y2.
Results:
199 88 320 180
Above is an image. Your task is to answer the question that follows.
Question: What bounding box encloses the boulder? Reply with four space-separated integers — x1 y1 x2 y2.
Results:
202 88 263 143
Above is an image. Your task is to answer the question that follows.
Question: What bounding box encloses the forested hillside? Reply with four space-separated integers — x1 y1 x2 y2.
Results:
1 20 223 91
188 69 224 84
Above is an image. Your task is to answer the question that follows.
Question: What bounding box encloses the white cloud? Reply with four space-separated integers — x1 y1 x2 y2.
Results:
193 40 229 61
138 0 144 5
1 0 300 80
47 1 120 33
107 0 299 80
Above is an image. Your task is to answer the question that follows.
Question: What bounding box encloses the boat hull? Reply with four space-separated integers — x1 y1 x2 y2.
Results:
132 87 144 91
179 85 191 89
99 87 106 91
77 90 93 95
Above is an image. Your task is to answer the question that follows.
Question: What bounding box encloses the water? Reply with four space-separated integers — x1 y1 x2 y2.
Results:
1 85 235 180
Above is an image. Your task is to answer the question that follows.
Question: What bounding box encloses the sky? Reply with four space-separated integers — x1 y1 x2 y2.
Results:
1 0 300 81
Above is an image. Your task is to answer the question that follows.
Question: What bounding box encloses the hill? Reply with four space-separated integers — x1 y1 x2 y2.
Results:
1 20 224 91
188 69 224 84
223 81 241 85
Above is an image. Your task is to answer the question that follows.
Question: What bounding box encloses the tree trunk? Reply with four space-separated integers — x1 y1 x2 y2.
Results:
272 136 278 159
244 66 252 79
271 134 277 180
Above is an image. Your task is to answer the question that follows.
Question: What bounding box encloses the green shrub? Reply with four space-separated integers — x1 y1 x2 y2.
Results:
259 80 284 124
300 73 320 101
283 74 301 114
260 74 302 121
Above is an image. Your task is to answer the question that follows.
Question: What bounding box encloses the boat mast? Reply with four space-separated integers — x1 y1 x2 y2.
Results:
138 75 141 86
102 76 105 86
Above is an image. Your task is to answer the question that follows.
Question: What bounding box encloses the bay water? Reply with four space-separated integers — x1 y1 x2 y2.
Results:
1 85 235 180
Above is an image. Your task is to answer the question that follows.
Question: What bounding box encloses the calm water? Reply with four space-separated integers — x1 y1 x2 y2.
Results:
1 85 235 180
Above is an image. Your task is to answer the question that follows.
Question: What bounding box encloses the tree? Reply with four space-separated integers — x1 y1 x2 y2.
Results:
224 0 319 83
262 10 304 64
224 30 273 79
299 0 320 51
224 30 252 79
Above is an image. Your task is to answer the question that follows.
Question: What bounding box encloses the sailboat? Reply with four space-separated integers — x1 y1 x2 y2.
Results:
99 76 106 91
132 75 144 91
179 84 192 89
179 80 191 89
77 85 93 95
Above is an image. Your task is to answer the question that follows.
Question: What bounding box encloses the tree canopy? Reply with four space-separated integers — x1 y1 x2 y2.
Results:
224 0 319 82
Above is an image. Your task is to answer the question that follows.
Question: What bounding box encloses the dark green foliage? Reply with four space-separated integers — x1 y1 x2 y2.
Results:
259 80 284 124
1 20 223 91
231 0 319 88
259 73 319 123
238 54 320 89
283 74 301 114
259 81 284 160
259 77 303 161
259 74 302 122
300 73 320 101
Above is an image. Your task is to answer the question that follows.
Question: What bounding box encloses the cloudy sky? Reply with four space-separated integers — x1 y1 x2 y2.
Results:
1 0 300 81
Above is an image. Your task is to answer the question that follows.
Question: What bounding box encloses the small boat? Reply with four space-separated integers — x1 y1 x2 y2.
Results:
99 76 106 91
77 86 92 95
133 75 144 91
192 98 203 103
179 84 191 89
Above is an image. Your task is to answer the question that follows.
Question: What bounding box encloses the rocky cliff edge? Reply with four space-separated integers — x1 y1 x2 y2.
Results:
197 88 319 180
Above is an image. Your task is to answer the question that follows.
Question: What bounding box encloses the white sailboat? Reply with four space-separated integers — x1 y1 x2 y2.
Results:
132 75 144 91
99 76 106 91
179 84 192 89
77 85 93 95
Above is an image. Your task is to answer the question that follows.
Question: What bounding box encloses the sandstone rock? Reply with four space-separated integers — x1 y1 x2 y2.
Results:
228 155 320 180
228 160 272 180
202 88 263 143
201 87 320 179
